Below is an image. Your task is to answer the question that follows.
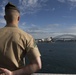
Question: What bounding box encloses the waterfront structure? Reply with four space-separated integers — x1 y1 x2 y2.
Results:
35 37 53 43
35 34 76 43
53 34 76 42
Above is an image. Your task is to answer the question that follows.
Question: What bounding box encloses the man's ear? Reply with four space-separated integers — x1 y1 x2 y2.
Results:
18 16 20 21
4 15 6 20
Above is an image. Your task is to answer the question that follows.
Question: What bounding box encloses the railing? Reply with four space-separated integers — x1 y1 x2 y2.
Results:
32 73 75 75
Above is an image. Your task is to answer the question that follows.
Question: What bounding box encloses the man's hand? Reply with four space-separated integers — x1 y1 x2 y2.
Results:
0 68 13 75
0 57 42 75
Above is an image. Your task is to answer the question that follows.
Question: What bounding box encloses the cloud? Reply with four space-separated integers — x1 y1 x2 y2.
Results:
0 0 8 17
68 0 76 3
48 24 60 28
0 18 6 27
67 0 76 8
18 0 48 15
67 24 76 33
57 0 65 3
0 0 7 27
0 7 5 16
19 22 76 39
58 0 76 3
19 23 65 38
0 19 6 24
58 0 76 9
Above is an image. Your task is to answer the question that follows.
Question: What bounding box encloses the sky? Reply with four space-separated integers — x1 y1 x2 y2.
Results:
0 0 76 39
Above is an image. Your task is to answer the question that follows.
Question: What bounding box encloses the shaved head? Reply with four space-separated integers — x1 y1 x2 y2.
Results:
5 9 20 23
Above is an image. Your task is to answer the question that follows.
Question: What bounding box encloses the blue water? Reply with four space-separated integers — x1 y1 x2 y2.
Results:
37 42 76 74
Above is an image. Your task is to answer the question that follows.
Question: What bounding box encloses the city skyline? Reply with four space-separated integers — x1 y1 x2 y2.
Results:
0 0 76 39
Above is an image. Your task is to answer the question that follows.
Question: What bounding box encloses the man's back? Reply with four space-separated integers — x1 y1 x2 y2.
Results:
0 26 31 71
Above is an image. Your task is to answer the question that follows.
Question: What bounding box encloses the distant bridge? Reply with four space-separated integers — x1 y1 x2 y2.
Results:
53 34 76 41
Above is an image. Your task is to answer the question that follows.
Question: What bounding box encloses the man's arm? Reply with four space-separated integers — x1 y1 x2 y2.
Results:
13 56 42 75
0 56 42 75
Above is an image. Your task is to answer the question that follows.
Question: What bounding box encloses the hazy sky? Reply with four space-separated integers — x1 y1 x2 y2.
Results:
0 0 76 39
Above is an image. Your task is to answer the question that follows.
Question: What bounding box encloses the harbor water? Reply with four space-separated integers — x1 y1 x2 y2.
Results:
37 42 76 74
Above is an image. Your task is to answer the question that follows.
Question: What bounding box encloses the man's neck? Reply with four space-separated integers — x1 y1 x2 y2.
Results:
6 22 18 27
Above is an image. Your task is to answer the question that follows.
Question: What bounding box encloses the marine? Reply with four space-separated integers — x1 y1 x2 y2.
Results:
0 2 42 75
